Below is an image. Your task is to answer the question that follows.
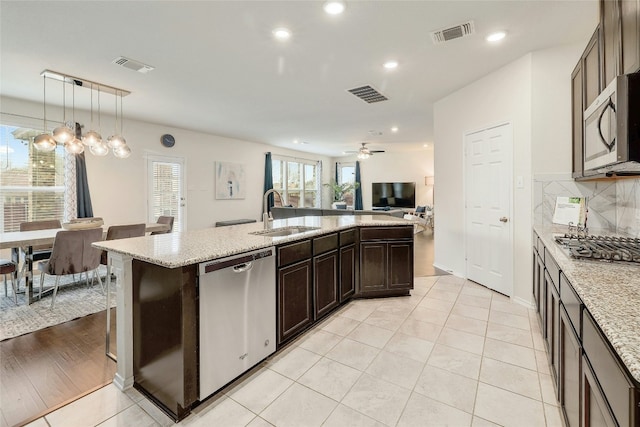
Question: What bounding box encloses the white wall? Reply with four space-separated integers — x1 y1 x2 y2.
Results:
335 149 434 209
1 96 333 232
434 43 585 305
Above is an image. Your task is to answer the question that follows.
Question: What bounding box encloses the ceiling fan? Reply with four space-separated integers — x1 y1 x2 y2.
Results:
344 142 385 159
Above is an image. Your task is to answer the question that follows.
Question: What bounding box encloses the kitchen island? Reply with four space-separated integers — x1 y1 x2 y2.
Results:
93 215 415 421
533 227 640 426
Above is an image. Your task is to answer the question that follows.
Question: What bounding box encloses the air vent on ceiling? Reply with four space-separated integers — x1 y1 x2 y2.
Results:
347 85 388 104
112 56 155 74
431 20 475 44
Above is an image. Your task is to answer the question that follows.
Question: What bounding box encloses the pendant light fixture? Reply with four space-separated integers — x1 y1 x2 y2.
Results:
52 77 75 145
82 83 103 147
33 74 57 152
34 70 132 159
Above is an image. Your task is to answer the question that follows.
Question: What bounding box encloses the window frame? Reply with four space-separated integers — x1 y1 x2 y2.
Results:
337 162 356 208
272 156 321 208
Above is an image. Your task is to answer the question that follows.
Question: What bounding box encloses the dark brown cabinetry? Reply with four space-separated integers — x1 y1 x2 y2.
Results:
532 232 544 314
582 356 618 427
572 62 584 179
544 270 560 394
560 305 581 427
313 233 339 320
359 226 413 297
584 28 602 109
601 0 619 88
339 229 357 302
277 240 313 345
621 0 640 74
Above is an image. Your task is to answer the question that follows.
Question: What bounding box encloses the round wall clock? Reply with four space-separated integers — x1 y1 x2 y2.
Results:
161 134 175 148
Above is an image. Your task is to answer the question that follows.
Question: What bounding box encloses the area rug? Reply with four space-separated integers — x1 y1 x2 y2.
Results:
0 267 115 341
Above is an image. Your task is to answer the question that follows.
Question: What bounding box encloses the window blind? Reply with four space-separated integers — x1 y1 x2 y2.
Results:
150 160 182 232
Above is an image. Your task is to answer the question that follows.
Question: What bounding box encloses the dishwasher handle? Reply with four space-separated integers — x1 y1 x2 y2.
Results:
233 262 253 273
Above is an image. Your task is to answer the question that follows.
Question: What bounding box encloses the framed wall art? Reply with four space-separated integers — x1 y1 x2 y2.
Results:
215 161 246 199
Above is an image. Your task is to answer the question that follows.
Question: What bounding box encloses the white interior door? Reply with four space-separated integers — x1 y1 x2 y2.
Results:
147 155 185 231
465 123 512 296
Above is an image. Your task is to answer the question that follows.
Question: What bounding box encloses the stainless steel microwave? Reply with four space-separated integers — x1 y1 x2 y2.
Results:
583 73 640 174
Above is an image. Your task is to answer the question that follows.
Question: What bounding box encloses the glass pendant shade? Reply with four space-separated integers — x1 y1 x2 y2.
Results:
90 141 109 156
33 134 57 152
82 130 102 147
107 134 126 149
53 124 75 144
64 138 85 154
357 152 370 160
113 144 131 159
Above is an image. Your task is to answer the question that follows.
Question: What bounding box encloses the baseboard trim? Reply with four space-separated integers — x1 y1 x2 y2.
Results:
512 295 535 309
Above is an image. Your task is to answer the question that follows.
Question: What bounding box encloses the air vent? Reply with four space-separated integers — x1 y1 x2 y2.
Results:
112 56 155 74
431 20 475 44
347 85 388 104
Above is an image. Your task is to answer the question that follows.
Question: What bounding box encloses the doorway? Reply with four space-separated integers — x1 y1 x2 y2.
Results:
147 155 185 231
464 123 513 296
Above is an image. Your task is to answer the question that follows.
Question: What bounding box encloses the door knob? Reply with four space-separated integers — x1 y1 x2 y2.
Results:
499 217 508 223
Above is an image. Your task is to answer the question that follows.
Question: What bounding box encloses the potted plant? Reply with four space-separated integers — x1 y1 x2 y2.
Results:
323 180 360 209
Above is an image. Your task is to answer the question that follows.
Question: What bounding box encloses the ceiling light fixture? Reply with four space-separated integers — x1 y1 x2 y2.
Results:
323 1 346 15
391 126 399 133
486 31 506 42
33 74 57 152
34 70 132 159
357 151 370 160
273 28 291 41
383 60 398 69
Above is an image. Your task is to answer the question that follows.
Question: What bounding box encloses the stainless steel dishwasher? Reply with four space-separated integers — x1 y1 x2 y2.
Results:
198 246 276 399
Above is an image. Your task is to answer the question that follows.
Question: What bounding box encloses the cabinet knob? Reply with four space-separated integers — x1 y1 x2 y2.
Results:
499 217 508 223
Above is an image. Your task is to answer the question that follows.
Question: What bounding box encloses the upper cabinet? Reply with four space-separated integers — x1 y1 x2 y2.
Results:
621 0 640 74
601 0 619 88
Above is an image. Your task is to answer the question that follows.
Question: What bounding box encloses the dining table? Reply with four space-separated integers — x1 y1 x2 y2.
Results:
0 222 170 304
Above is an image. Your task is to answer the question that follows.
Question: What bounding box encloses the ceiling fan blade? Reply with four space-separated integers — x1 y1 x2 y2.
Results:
370 150 385 153
344 150 358 153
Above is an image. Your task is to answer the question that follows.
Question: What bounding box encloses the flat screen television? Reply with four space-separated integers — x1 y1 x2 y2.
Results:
371 182 416 208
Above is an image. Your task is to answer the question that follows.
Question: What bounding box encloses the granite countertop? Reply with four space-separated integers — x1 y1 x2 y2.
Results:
93 215 414 269
535 226 640 384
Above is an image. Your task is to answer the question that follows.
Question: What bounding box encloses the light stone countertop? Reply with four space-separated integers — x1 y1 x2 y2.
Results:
93 215 415 269
535 226 640 385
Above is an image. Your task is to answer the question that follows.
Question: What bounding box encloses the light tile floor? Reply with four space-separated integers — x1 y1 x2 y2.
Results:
27 276 563 427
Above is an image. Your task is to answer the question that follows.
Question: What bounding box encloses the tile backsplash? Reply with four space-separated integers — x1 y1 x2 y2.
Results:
533 174 640 236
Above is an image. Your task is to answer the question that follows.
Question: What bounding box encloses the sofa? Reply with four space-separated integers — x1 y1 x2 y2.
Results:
270 206 405 219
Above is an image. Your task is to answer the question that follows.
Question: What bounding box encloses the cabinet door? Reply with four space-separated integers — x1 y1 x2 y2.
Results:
360 242 387 292
313 250 338 320
621 0 640 74
583 28 601 108
388 241 413 289
545 270 560 395
339 244 356 302
560 306 581 427
571 62 584 179
582 356 617 427
277 259 312 345
601 0 620 87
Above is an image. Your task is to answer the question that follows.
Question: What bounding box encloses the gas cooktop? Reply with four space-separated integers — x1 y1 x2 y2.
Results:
554 234 640 263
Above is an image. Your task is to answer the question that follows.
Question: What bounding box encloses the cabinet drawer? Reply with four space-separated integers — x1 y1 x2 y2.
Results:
360 226 413 241
560 273 582 339
537 238 545 262
313 233 338 256
339 229 356 246
583 310 637 427
544 248 560 290
277 240 312 267
532 231 539 253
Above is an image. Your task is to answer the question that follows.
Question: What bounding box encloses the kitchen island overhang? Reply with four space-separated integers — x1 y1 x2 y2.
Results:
93 215 417 421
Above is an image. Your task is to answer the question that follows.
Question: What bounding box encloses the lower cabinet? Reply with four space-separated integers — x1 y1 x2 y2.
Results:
359 226 413 297
339 243 356 302
544 270 560 393
582 355 618 427
277 259 313 345
559 305 581 427
313 233 339 320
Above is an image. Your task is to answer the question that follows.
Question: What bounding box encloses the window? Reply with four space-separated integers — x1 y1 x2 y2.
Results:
338 162 356 207
0 122 65 232
147 156 185 231
272 157 320 207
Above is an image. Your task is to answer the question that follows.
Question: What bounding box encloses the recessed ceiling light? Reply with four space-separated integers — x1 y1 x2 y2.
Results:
293 139 299 144
486 31 506 43
423 144 429 147
383 60 398 69
323 1 346 15
391 126 399 133
273 28 291 41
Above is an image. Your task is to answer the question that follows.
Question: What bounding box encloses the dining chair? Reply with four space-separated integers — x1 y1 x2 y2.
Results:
0 259 18 305
18 219 61 291
101 223 146 360
37 228 103 309
150 216 174 235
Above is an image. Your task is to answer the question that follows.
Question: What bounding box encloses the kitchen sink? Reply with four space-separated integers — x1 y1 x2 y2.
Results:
250 226 320 237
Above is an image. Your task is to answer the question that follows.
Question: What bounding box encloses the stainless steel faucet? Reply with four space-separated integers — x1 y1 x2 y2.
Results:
262 189 282 229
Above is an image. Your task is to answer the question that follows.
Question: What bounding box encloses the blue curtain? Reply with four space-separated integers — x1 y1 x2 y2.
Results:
355 161 363 210
263 152 274 215
335 162 339 183
75 123 94 218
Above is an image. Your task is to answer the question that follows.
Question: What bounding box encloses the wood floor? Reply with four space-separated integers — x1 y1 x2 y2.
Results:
0 309 116 427
0 230 440 427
